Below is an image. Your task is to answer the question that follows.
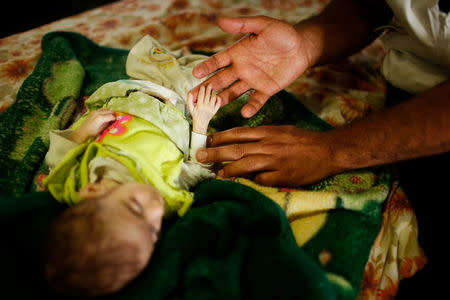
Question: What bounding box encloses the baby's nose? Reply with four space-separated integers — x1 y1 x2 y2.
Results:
146 199 164 232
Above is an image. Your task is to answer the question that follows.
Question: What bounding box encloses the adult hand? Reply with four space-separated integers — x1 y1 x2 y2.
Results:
196 126 342 187
190 16 313 118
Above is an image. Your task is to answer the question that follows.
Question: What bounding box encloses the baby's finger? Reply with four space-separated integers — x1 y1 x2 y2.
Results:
97 108 114 114
101 114 116 124
210 92 217 108
197 85 206 105
187 93 195 115
215 96 222 111
205 84 213 104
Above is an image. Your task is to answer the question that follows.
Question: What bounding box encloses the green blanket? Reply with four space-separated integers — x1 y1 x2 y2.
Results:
0 181 336 300
0 32 391 299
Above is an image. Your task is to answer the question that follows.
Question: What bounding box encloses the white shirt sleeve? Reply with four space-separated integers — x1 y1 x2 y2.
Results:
45 130 137 184
45 129 79 170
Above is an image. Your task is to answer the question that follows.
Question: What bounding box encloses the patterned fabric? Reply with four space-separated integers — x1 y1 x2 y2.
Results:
82 80 191 156
236 176 427 299
126 35 209 104
208 91 391 298
0 0 426 298
357 182 427 299
44 80 196 216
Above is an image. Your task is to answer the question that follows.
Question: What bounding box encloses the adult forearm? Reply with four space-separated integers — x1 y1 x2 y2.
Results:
330 80 450 172
295 0 392 68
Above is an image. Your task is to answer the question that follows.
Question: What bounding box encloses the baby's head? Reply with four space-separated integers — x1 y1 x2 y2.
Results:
42 182 164 298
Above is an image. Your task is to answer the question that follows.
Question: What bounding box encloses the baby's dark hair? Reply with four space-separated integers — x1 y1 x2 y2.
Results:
42 197 152 298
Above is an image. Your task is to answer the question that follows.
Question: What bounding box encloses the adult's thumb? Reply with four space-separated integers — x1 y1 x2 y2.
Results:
217 16 274 35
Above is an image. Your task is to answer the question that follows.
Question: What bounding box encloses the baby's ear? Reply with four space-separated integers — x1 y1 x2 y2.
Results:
78 183 106 200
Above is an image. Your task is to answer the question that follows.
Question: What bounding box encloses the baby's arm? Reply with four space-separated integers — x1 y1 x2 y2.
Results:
46 108 116 169
187 84 221 162
188 84 221 135
71 108 116 144
177 85 220 189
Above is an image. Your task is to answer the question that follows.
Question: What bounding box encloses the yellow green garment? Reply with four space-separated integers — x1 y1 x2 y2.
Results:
44 80 211 217
44 35 212 217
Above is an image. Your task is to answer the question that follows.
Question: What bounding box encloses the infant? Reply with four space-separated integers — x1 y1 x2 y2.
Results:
42 83 221 298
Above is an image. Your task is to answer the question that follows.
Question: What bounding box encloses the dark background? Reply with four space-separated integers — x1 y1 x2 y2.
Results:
1 0 449 297
0 1 118 38
3 0 447 38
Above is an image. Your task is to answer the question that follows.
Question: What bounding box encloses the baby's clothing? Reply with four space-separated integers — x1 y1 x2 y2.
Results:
381 0 450 94
44 36 213 217
45 109 210 217
126 35 208 105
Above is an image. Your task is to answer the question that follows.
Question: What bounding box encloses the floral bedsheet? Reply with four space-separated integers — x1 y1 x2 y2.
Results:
0 0 426 298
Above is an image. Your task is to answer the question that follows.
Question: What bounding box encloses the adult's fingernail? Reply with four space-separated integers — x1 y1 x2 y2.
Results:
206 135 212 146
197 149 207 161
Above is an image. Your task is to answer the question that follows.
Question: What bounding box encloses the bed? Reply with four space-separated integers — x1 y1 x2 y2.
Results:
0 0 427 299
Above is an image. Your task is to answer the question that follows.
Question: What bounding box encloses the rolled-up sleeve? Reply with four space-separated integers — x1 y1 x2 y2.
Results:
45 129 79 170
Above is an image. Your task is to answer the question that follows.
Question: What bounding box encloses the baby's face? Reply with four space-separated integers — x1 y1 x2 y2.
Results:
44 183 165 295
80 182 165 245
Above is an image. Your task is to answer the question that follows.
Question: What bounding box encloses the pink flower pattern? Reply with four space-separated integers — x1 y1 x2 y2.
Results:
96 113 133 142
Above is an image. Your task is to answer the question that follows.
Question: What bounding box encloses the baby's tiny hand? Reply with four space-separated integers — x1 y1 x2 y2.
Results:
72 108 116 144
188 84 221 135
